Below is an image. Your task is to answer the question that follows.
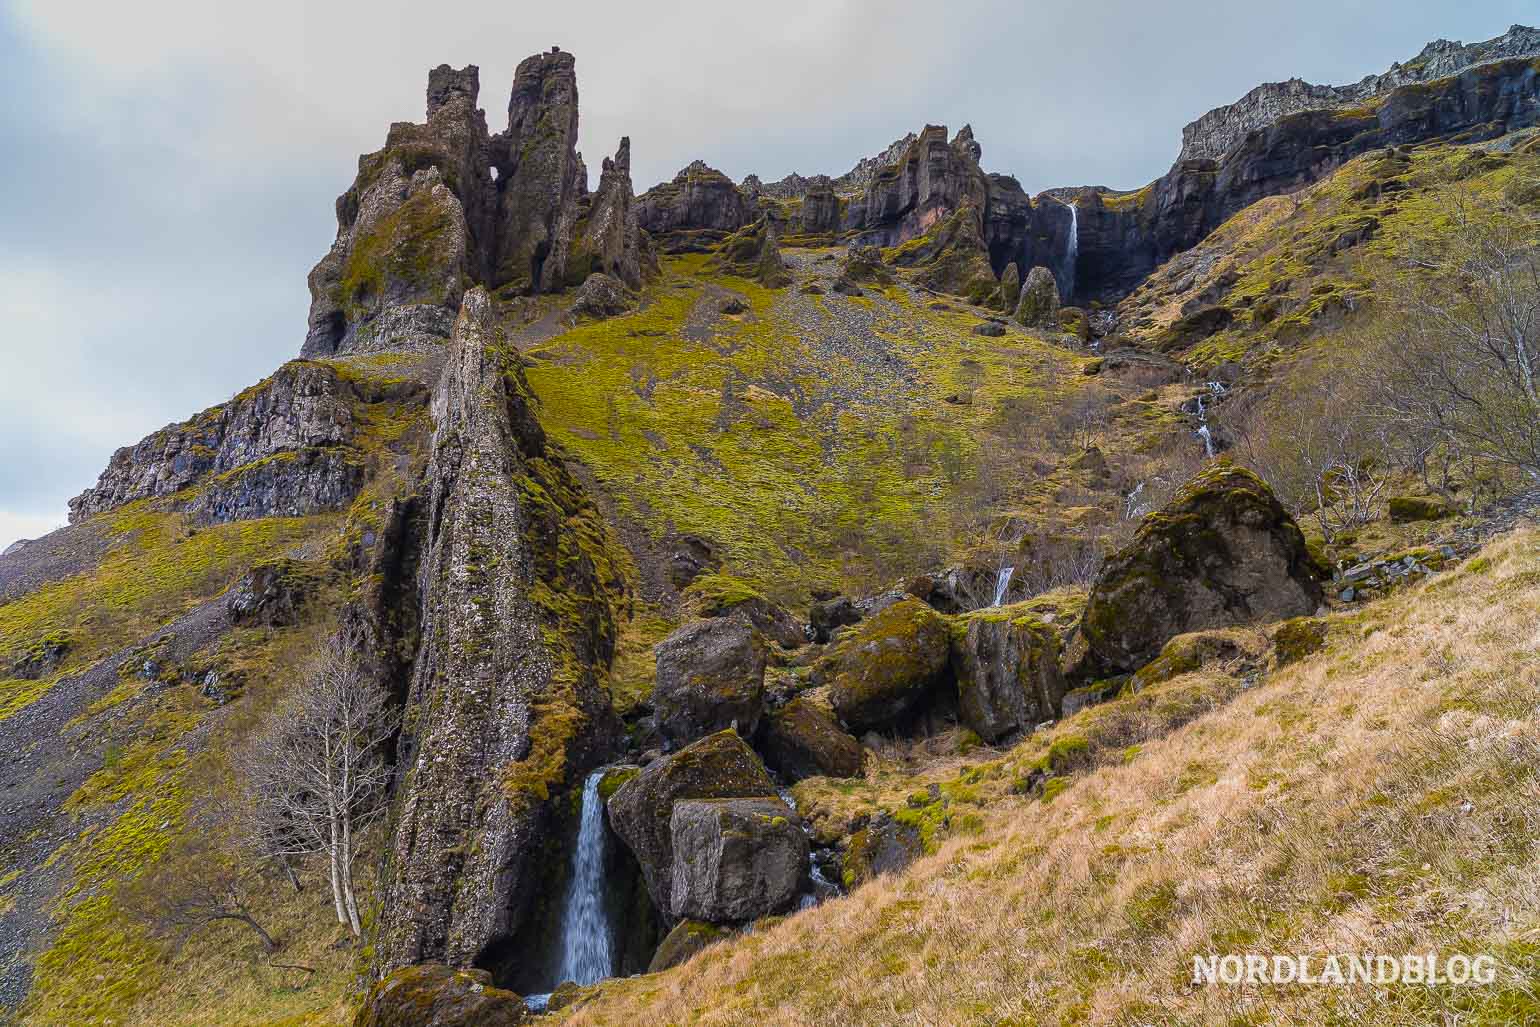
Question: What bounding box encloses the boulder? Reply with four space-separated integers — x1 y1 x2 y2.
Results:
757 695 865 781
669 797 809 922
996 261 1022 310
682 573 806 649
840 812 924 889
569 272 634 320
971 321 1006 337
1079 463 1326 674
607 730 778 915
1015 266 1060 327
809 595 862 643
835 245 893 293
665 532 719 588
225 558 321 627
648 919 732 973
353 965 527 1027
710 216 792 287
653 618 767 748
822 599 952 731
950 608 1067 742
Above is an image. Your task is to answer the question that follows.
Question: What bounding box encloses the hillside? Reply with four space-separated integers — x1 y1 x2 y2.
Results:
2 25 1539 1027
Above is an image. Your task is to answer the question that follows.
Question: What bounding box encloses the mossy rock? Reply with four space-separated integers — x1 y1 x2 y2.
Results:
1268 616 1328 667
652 617 767 748
821 599 952 732
648 919 732 973
597 765 641 803
607 729 777 914
352 964 527 1027
1388 495 1452 523
950 607 1066 742
757 694 865 781
1126 629 1263 692
1014 266 1060 327
683 573 805 649
840 812 924 890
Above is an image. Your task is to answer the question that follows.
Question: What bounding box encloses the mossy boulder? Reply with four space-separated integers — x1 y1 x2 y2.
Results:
1127 629 1264 691
669 797 809 922
1014 265 1060 327
1058 306 1090 341
647 919 731 973
653 618 767 748
683 573 806 649
607 729 778 915
950 607 1067 743
1388 494 1452 523
1268 616 1329 667
837 244 894 287
353 964 528 1027
568 272 635 321
1079 462 1325 674
821 599 952 732
710 216 791 287
840 811 924 890
757 694 865 781
225 558 323 627
994 261 1022 310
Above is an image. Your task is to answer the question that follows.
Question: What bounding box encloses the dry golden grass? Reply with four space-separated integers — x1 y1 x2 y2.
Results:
562 528 1540 1025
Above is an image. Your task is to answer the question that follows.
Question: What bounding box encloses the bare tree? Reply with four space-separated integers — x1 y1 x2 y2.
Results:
239 640 397 937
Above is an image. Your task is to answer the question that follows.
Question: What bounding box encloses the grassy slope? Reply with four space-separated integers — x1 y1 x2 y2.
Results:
560 528 1540 1026
1116 139 1540 372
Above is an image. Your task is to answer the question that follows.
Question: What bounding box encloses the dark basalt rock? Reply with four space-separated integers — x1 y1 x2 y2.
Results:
653 618 767 748
607 729 778 917
668 797 809 922
637 161 757 250
1078 462 1326 675
821 599 952 732
841 812 924 889
757 694 864 781
568 272 634 320
809 595 862 643
353 964 528 1027
375 288 623 973
950 608 1067 743
710 215 792 287
225 558 322 627
68 361 424 524
569 137 645 290
889 200 998 303
1015 265 1061 327
647 919 731 973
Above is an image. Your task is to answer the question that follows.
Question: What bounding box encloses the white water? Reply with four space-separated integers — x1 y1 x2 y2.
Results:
992 565 1015 607
1192 381 1225 459
1059 197 1079 299
551 770 614 987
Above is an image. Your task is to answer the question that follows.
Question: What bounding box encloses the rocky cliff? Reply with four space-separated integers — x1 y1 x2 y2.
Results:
1179 24 1540 161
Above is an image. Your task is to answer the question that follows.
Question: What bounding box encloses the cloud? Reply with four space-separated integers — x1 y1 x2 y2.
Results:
0 0 1529 548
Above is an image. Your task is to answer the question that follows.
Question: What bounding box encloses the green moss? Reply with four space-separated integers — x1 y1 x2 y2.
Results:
598 765 641 803
337 187 461 320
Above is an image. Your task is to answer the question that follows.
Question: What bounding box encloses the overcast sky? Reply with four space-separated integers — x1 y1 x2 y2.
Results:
0 1 1529 548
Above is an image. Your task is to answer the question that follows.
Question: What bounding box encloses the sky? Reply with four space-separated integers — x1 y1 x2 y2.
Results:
0 0 1531 549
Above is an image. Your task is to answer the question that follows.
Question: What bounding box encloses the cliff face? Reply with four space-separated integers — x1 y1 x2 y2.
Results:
302 50 643 358
1074 56 1540 300
1179 24 1540 161
376 288 624 972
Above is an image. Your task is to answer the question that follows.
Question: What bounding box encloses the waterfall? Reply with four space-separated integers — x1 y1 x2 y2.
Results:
552 770 614 988
1192 381 1224 459
992 565 1015 607
1058 196 1079 299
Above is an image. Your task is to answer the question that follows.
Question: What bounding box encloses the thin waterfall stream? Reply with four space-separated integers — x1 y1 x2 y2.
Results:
528 769 616 1011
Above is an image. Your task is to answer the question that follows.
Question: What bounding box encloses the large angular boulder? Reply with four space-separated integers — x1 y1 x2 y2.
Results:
653 618 767 748
353 965 527 1027
822 599 952 732
994 261 1022 310
669 797 809 922
950 608 1067 742
1015 266 1060 327
757 694 865 781
682 573 805 649
568 272 634 321
1079 463 1326 674
607 730 778 915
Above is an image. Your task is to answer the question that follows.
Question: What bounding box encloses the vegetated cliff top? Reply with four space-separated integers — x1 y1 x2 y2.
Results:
1179 23 1540 161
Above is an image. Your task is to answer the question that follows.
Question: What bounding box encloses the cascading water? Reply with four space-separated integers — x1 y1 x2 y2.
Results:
551 770 615 987
992 565 1015 607
1059 196 1079 299
1192 380 1225 459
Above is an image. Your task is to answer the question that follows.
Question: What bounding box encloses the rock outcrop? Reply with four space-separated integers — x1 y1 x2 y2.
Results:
1014 266 1061 327
637 161 756 250
353 965 528 1027
67 361 424 524
1078 463 1325 674
607 730 778 917
302 50 643 358
821 599 951 732
950 608 1066 742
710 215 792 287
652 618 767 748
647 920 731 973
669 798 808 923
889 201 998 303
570 137 645 290
375 288 623 973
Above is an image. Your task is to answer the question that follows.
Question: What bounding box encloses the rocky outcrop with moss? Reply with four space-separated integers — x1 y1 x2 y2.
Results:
67 360 425 524
709 215 792 287
375 288 625 972
821 599 951 732
353 964 528 1027
303 50 645 358
950 608 1067 742
758 693 864 781
669 797 808 922
887 201 998 303
1079 463 1325 674
637 161 756 250
652 618 767 748
607 730 778 917
1014 265 1060 327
